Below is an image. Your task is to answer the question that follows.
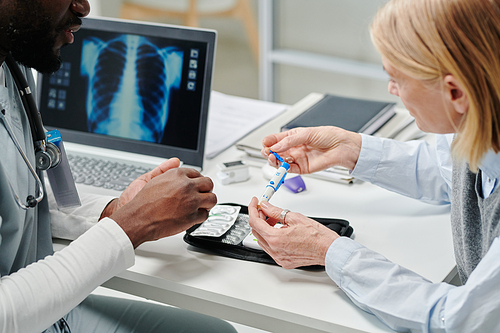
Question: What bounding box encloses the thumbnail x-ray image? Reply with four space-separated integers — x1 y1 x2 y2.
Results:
81 34 183 143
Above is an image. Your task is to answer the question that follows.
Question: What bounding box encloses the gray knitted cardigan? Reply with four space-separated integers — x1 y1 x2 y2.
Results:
451 160 500 283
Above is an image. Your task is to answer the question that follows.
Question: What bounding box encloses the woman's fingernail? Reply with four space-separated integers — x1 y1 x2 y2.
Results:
260 201 270 209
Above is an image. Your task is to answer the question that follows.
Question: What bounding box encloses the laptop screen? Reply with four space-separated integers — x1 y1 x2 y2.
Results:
37 17 217 169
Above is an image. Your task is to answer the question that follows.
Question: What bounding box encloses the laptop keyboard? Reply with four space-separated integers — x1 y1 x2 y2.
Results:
68 154 152 191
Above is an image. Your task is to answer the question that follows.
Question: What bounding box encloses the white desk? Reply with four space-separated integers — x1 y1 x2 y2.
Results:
77 143 455 333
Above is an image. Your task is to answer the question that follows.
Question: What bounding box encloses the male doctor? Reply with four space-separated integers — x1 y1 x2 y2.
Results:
0 0 236 332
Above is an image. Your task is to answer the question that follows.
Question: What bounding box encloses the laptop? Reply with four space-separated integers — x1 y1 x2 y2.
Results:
36 17 216 194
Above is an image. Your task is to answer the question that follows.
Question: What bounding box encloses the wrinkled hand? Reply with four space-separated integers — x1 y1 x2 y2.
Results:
248 197 338 269
109 160 216 248
261 126 362 174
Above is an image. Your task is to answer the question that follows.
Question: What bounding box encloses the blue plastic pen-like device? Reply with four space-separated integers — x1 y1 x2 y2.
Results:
258 151 290 206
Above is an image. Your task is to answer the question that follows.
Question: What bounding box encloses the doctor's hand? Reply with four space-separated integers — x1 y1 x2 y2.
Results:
261 126 362 174
107 161 217 248
248 197 339 269
101 158 183 217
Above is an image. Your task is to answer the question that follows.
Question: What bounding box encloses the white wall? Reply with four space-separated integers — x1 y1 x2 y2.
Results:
84 0 398 106
88 0 123 17
87 0 101 16
273 0 398 105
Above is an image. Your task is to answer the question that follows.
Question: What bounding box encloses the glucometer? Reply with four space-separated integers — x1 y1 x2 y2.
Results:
258 151 290 205
217 160 250 185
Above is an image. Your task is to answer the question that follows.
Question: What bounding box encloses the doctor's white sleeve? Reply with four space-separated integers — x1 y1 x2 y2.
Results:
47 181 116 240
326 237 500 332
0 218 135 333
351 134 453 205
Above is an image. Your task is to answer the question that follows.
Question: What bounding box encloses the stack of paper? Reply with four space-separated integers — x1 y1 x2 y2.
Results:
204 91 287 159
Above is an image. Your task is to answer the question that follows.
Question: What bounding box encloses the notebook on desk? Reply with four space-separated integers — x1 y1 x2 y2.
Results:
281 94 396 135
36 17 216 193
236 93 411 184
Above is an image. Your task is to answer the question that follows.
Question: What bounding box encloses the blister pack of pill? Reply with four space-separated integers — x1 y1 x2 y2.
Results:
190 205 242 237
220 214 252 245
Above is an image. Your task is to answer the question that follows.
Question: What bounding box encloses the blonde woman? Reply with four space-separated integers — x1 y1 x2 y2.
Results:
248 0 500 331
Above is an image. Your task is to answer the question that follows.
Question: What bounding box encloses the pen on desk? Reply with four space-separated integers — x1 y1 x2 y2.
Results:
258 151 290 206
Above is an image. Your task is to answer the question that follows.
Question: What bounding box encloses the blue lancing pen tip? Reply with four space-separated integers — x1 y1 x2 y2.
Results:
270 150 284 163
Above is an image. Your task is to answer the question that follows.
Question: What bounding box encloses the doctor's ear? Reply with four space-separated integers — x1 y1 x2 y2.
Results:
443 75 469 115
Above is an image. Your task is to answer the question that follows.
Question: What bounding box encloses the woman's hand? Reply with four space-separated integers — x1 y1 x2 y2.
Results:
248 197 339 269
261 126 362 173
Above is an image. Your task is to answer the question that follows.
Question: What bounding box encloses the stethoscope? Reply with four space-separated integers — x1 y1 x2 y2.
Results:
0 54 61 209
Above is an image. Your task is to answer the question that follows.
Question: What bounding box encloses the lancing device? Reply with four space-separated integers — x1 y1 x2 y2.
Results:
258 151 290 206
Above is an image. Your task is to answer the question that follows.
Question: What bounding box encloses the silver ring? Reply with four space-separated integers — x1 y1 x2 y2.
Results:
280 209 290 224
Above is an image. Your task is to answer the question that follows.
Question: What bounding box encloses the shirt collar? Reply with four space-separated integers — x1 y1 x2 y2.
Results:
479 149 500 180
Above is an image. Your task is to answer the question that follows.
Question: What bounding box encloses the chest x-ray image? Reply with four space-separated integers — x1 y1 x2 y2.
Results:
81 34 183 143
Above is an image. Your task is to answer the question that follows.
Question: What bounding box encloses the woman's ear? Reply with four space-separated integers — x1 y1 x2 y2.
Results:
443 75 469 115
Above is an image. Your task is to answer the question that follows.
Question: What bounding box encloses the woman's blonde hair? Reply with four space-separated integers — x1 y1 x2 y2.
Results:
371 0 500 171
